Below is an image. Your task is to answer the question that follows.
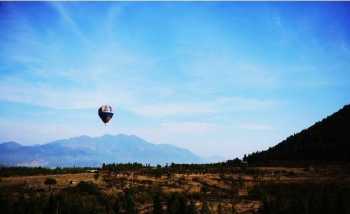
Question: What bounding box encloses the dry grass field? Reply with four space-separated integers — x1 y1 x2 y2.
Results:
1 165 349 213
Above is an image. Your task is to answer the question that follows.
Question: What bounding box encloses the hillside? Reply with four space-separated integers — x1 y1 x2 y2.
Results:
0 134 202 167
244 104 350 163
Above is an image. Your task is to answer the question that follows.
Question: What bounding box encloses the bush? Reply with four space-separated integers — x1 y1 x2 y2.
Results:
251 182 350 214
44 177 57 191
76 181 100 195
94 173 100 181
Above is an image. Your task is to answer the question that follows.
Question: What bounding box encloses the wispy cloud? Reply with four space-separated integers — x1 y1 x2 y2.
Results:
50 2 91 46
1 2 349 158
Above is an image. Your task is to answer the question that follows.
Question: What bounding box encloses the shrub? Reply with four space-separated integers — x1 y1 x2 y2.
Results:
44 177 57 191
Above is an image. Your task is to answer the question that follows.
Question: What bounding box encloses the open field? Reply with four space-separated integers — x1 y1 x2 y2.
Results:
1 165 350 213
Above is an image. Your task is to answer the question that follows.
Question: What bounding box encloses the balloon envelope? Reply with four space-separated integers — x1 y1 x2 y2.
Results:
98 105 114 124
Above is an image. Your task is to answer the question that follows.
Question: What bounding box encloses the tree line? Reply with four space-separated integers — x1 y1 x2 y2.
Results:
101 158 244 175
0 166 96 177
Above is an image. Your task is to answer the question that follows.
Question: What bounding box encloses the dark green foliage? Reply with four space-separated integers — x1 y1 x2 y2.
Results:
102 160 244 176
124 189 137 214
244 105 350 163
0 166 97 177
0 181 112 214
45 177 57 186
166 193 193 214
250 182 350 214
150 186 199 214
76 181 99 194
44 177 57 191
102 162 144 172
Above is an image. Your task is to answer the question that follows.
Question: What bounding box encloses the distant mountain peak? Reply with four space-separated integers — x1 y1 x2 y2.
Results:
0 141 22 149
78 134 91 138
72 135 92 140
98 133 134 139
0 134 202 167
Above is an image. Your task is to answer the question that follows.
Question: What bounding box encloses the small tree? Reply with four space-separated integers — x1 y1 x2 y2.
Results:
94 172 100 181
44 177 57 191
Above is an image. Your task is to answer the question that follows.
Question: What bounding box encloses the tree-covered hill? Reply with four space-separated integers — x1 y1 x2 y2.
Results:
244 104 350 163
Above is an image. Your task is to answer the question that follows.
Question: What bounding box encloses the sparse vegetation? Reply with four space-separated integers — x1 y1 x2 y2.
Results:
94 172 100 181
1 163 348 213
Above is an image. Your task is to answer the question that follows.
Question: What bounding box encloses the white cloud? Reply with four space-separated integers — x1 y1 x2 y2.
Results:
50 2 91 46
0 75 279 118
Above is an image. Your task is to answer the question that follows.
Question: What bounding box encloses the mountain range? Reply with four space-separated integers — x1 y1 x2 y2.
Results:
244 104 350 163
3 104 348 167
0 134 203 167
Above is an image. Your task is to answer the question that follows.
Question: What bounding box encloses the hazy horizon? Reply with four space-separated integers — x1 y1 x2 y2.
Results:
1 2 350 159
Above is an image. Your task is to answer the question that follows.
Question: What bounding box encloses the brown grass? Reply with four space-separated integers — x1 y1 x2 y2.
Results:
1 166 349 214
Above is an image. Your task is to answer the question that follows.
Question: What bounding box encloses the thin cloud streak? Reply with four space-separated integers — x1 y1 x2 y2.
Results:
1 2 349 158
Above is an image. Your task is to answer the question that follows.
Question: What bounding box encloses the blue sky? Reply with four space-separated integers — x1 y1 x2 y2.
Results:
0 2 349 159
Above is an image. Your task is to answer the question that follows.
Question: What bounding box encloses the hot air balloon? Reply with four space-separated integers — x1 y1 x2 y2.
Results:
98 105 114 124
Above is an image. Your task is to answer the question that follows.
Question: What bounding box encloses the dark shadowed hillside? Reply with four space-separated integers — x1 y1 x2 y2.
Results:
244 104 350 163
